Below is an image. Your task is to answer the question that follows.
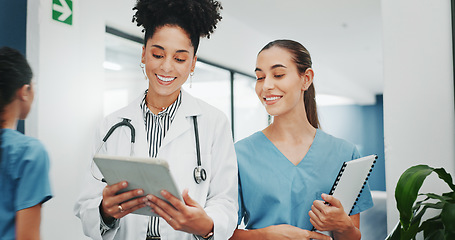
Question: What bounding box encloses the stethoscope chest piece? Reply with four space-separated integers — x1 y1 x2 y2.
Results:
194 166 207 184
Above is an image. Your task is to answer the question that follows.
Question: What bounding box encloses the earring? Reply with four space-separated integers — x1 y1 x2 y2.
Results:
190 72 194 88
140 63 147 80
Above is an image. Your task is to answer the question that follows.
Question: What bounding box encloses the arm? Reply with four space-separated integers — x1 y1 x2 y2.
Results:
332 214 360 240
14 140 52 240
309 194 361 240
16 204 42 240
230 225 332 240
74 165 148 239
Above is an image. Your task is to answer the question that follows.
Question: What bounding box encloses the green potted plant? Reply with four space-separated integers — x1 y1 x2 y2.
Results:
386 165 455 240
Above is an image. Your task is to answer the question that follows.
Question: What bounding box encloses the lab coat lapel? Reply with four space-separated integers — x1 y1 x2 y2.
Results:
160 90 201 149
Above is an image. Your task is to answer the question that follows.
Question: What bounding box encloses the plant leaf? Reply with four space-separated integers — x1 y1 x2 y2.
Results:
417 202 445 210
421 213 443 224
433 168 455 192
412 195 431 212
442 192 455 202
420 193 452 202
395 165 455 237
444 231 455 240
401 220 420 239
412 205 433 225
414 196 429 206
385 222 401 240
441 202 455 233
419 217 443 239
424 229 444 240
395 165 435 230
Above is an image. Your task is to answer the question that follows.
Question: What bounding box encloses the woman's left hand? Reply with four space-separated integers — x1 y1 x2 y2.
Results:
146 189 214 237
308 193 354 232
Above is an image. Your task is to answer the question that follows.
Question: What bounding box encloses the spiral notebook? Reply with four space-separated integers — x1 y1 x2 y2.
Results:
329 154 377 215
312 154 377 239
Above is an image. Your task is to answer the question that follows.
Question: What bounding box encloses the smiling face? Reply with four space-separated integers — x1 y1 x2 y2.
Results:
255 46 313 117
141 25 197 103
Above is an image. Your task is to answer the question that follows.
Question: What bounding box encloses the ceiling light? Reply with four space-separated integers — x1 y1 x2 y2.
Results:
316 94 356 106
103 61 123 71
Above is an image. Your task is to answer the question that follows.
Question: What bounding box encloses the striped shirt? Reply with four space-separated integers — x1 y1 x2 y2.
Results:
100 90 211 239
141 90 181 237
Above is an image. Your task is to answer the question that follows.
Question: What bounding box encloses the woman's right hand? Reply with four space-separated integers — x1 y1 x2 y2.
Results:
100 181 148 223
262 224 332 240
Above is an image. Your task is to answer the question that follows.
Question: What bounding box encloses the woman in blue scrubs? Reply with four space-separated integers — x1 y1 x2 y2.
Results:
231 40 373 240
0 47 52 239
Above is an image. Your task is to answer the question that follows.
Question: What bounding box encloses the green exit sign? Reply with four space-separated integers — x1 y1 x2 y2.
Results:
52 0 73 25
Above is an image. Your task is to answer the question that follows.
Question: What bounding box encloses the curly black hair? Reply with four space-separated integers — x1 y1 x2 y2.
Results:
132 0 222 54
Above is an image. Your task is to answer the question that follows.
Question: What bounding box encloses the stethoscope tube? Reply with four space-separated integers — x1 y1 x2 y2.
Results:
103 118 136 143
192 116 206 184
91 116 207 184
91 118 135 182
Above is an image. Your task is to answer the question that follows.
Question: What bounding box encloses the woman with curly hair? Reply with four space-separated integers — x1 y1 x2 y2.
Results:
74 0 237 239
0 47 53 239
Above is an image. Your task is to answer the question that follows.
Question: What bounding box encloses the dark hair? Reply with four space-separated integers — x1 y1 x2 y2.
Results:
259 40 320 129
132 0 222 55
0 47 33 127
0 46 33 165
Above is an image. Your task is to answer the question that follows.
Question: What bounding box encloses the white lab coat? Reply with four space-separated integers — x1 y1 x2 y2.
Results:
74 90 238 240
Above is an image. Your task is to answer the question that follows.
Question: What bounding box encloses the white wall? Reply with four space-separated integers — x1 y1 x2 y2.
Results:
27 0 105 239
382 0 455 233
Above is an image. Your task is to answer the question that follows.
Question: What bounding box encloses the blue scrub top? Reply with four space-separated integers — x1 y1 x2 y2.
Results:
235 129 373 230
0 129 53 239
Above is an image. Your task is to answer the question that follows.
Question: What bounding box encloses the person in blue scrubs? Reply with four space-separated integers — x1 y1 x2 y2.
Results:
231 40 373 240
0 47 52 240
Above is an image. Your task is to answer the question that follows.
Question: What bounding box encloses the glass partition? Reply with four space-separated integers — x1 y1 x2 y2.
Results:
182 61 232 122
104 33 146 116
233 73 268 142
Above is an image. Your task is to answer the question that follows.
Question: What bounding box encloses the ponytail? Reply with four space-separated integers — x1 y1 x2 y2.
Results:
304 84 319 128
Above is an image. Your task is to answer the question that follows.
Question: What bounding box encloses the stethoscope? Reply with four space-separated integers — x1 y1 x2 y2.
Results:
91 116 207 184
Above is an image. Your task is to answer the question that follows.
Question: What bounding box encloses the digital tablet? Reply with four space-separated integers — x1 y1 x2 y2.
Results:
93 154 182 217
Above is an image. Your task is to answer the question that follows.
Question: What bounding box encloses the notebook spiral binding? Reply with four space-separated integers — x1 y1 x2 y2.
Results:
329 163 347 195
328 156 377 215
349 158 376 215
